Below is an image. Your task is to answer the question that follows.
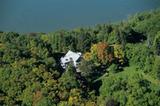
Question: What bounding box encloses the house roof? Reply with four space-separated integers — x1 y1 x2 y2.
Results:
61 50 82 63
65 50 75 56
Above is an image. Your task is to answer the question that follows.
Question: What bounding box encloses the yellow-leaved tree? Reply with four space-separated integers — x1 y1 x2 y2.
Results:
113 44 124 64
83 52 92 61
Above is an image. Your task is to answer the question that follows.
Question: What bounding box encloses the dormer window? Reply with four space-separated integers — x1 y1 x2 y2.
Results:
70 57 73 61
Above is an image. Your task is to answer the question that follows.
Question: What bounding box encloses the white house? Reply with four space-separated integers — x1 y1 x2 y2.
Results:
60 50 82 69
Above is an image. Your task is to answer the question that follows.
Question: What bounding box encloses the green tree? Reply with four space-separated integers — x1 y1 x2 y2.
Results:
59 65 79 90
153 31 160 55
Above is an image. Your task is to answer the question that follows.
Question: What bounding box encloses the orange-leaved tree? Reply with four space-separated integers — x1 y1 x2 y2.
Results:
84 42 113 64
97 42 109 63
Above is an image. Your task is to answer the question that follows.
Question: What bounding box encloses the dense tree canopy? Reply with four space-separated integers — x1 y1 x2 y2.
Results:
0 9 160 106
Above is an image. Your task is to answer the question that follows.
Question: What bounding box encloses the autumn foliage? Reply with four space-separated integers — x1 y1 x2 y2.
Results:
113 44 124 64
97 42 109 63
83 52 92 61
84 42 113 64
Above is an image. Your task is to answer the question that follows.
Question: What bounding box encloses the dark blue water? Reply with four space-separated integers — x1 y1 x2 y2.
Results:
0 0 160 33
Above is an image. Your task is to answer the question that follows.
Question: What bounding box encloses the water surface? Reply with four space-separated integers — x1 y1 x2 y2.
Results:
0 0 160 32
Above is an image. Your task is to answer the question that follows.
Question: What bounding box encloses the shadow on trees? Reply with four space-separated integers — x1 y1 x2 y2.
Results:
92 80 102 96
105 99 120 106
53 52 65 64
126 31 147 43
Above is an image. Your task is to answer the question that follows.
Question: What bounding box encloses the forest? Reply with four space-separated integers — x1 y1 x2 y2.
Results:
0 9 160 106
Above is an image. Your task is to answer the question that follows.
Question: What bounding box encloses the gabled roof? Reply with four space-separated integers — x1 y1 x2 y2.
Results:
61 50 82 64
65 50 75 56
60 50 82 69
64 50 81 61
